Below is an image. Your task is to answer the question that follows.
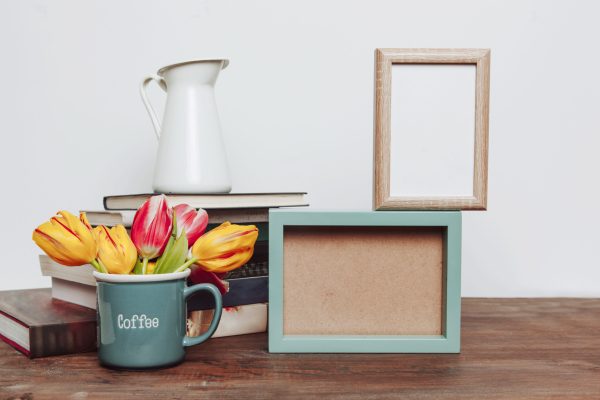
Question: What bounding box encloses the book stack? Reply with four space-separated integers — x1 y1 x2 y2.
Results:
0 192 307 357
0 289 96 358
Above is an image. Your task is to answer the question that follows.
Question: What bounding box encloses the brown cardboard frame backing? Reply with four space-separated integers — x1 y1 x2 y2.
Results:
283 226 445 335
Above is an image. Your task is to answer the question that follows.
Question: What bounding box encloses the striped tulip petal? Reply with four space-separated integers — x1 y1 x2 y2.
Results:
95 225 138 274
191 222 258 274
173 204 208 247
32 211 98 266
130 195 173 259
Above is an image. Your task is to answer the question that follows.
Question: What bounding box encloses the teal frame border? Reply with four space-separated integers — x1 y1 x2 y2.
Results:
268 210 461 353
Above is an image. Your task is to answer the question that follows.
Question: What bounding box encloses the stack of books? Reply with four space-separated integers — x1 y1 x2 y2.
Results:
0 289 96 358
0 192 307 357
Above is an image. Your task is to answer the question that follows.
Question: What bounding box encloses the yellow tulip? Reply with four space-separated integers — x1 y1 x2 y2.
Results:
191 222 258 273
79 212 93 230
95 225 138 274
32 211 97 267
130 261 155 274
146 261 157 274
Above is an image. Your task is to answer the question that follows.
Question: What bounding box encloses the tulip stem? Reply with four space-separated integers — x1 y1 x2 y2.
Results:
90 259 108 274
98 259 109 274
141 257 149 275
174 258 198 273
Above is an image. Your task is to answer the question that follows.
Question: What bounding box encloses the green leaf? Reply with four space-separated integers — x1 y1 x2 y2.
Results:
154 235 175 274
133 258 143 275
155 229 188 274
171 211 178 240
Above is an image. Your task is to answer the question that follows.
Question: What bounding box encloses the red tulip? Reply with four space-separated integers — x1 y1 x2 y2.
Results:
131 195 173 261
189 266 229 295
173 204 208 247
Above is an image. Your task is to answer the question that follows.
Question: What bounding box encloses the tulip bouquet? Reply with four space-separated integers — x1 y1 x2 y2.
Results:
32 195 259 289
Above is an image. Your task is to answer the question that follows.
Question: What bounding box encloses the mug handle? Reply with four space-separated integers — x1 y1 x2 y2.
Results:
182 283 223 347
139 74 165 140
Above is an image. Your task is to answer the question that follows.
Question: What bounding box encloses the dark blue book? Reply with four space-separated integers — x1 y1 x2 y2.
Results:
187 276 268 311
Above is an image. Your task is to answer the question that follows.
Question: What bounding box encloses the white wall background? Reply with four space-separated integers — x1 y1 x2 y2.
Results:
1 0 599 296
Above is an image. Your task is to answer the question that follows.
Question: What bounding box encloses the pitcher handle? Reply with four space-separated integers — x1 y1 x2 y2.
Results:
139 74 165 140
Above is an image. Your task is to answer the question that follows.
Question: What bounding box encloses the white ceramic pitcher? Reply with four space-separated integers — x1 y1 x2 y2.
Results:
140 59 232 194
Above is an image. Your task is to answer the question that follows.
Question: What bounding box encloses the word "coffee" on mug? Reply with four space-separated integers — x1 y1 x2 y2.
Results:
117 314 160 329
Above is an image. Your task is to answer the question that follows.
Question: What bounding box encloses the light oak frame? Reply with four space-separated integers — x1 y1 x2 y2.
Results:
374 48 490 210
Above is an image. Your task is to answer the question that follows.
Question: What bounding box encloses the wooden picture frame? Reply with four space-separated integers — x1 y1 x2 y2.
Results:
268 210 461 353
374 48 490 210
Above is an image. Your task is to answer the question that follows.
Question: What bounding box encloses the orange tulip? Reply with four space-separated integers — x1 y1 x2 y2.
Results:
191 222 258 274
32 211 97 267
94 225 138 274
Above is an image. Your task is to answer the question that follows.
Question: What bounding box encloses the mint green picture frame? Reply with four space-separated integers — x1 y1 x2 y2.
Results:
268 210 461 353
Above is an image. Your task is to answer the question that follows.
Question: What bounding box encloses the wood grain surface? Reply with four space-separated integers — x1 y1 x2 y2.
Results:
1 298 599 400
373 48 490 211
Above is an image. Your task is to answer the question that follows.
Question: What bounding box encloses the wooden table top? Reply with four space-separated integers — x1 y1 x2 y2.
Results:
1 298 599 399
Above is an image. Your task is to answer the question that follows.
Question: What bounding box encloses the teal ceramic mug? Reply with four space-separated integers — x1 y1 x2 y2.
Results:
93 269 222 369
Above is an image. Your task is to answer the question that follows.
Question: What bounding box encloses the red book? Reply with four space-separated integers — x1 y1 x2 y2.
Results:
0 288 96 358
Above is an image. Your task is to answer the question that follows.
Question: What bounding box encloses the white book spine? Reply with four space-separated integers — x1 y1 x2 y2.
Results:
40 255 96 287
51 278 97 310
